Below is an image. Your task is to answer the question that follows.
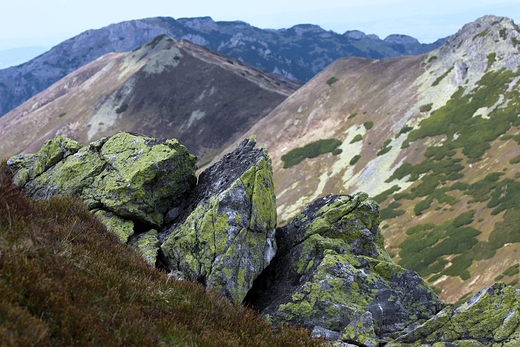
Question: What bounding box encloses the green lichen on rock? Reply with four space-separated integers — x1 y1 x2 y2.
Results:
7 136 83 187
94 210 134 243
83 133 197 225
24 144 107 199
246 193 444 345
128 229 160 266
7 132 197 226
391 283 520 346
160 137 277 304
340 312 378 347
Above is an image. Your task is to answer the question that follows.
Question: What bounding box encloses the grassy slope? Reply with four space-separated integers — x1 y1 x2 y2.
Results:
0 163 321 347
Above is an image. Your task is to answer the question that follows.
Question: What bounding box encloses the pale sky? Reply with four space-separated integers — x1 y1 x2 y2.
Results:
0 0 519 50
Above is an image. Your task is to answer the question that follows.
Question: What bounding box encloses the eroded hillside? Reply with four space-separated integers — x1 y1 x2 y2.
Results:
217 15 520 302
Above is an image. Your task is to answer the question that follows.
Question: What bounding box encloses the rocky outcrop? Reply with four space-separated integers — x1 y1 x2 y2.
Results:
7 133 277 304
245 193 444 345
388 283 520 346
159 136 277 303
8 132 197 226
7 133 520 346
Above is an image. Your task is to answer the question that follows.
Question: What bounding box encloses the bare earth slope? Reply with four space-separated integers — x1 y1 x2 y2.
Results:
216 15 520 303
0 35 299 164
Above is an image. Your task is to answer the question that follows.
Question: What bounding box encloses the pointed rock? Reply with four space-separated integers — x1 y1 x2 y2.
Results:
159 136 277 303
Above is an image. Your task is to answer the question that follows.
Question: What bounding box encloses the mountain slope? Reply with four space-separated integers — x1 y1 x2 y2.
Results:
0 35 298 164
216 15 520 303
0 16 445 117
0 163 320 347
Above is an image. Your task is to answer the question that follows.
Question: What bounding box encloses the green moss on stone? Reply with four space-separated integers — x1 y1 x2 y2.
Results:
128 229 160 266
94 210 134 243
161 147 277 304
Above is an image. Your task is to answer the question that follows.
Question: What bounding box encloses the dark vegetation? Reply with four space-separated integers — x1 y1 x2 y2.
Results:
472 29 490 41
377 139 392 156
398 211 480 280
0 163 321 347
350 134 363 144
404 69 520 161
326 77 338 86
503 264 520 277
348 112 358 119
146 34 168 50
380 201 405 220
58 112 67 118
382 69 520 281
373 185 400 203
431 67 454 86
487 52 496 70
499 28 508 40
363 121 373 130
419 103 433 113
349 155 361 165
396 126 414 138
281 139 342 169
115 103 129 114
427 55 438 63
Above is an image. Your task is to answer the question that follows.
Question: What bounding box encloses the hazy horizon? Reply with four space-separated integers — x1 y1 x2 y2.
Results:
1 0 519 68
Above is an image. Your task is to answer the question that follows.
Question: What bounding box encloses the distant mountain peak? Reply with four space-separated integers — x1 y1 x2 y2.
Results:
177 16 219 31
433 14 520 87
443 14 520 53
384 34 420 45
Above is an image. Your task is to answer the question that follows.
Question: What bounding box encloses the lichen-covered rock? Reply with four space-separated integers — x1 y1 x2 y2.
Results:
7 132 197 226
245 193 444 345
129 229 160 267
159 136 277 303
94 210 135 243
390 283 520 346
7 136 82 187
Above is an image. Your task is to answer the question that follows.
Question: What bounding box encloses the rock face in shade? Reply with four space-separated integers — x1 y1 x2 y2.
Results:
244 193 445 345
159 136 277 303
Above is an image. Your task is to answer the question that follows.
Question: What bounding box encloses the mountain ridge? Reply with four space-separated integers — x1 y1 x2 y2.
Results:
0 35 298 164
0 16 445 118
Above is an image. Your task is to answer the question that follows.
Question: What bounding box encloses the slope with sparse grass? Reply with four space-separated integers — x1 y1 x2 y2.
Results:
0 162 321 347
211 15 520 303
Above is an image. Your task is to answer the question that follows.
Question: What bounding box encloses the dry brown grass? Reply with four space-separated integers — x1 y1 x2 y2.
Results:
0 162 322 347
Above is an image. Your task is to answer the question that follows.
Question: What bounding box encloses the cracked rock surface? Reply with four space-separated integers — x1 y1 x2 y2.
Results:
159 136 277 303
